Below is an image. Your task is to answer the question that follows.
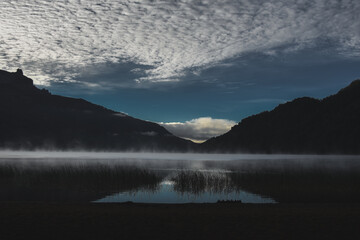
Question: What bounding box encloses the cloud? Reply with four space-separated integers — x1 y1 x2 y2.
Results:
0 0 359 86
159 117 236 143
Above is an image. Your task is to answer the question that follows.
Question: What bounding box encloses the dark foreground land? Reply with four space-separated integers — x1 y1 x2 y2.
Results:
1 202 360 240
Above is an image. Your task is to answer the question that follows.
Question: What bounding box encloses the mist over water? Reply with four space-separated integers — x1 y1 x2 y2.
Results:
2 150 360 160
1 151 360 204
2 150 360 165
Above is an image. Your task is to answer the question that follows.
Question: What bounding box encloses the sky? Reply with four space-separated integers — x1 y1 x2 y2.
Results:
1 0 360 142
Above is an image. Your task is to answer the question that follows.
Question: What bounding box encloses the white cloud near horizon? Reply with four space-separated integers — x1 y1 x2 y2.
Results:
159 117 236 142
0 0 359 86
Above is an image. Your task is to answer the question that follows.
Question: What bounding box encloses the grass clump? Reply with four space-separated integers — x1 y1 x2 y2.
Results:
0 162 163 201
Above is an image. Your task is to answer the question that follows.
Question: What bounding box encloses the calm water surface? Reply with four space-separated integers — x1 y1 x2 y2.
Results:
95 180 275 203
1 151 360 203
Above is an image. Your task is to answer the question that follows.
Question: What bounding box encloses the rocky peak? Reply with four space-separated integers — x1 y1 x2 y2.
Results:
0 69 35 93
16 68 23 75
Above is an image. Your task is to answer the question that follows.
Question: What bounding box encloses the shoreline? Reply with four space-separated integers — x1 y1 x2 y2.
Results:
1 202 360 240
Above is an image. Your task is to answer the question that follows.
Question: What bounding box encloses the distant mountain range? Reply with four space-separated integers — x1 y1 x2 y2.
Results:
0 69 194 151
1 69 359 154
202 79 360 154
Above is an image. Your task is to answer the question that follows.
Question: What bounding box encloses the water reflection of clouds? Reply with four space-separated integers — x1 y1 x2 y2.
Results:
95 181 276 204
1 153 360 203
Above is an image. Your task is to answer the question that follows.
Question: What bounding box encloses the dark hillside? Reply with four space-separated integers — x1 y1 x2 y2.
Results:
0 69 194 151
202 80 360 154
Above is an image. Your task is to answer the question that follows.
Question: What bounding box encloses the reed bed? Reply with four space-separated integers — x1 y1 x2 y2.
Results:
169 164 360 203
0 162 163 201
171 170 235 195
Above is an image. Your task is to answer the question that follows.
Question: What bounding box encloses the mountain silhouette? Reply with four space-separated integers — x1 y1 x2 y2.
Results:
202 80 360 154
0 69 194 151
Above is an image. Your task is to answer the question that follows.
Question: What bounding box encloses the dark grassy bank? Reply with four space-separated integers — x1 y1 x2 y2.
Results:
229 169 360 203
0 163 162 201
1 159 360 239
2 159 360 203
0 202 360 240
227 161 360 203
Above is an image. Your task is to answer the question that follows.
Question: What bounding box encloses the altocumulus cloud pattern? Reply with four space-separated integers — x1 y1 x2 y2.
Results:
0 0 359 86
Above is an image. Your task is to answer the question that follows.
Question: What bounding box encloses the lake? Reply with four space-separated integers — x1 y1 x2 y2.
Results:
95 180 275 203
1 151 360 203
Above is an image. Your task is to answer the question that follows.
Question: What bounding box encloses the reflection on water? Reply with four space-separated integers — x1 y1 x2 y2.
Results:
95 181 276 204
1 152 360 203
